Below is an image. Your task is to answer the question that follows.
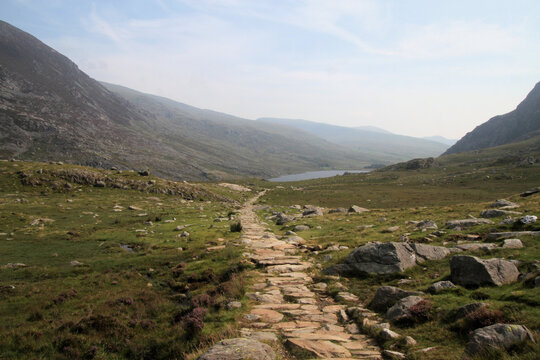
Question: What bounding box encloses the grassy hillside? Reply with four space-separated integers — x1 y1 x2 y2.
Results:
0 160 255 359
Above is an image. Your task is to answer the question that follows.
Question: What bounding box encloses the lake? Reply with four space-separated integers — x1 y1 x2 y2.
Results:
268 170 369 182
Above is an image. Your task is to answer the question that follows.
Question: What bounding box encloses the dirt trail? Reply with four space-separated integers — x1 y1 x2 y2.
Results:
238 191 383 359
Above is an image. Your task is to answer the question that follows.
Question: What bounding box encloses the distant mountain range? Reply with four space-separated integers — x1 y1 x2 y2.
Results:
444 81 540 155
258 118 450 163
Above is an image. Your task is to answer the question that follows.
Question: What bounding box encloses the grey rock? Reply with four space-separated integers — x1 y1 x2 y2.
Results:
293 225 310 232
227 301 242 309
490 199 519 208
382 350 406 359
329 207 347 214
535 276 540 287
94 181 106 188
386 295 425 323
450 256 519 287
198 338 275 360
341 242 417 275
302 206 324 217
480 209 521 218
446 219 494 229
402 336 417 346
382 226 400 233
428 280 457 293
410 243 450 262
502 238 523 249
348 205 370 213
415 220 438 230
466 324 535 355
180 231 190 237
455 243 498 251
276 213 295 225
379 328 401 340
519 215 537 224
369 286 424 312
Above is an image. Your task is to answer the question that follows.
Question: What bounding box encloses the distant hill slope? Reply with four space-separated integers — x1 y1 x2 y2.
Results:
258 118 449 162
423 136 457 146
0 20 369 180
444 82 540 155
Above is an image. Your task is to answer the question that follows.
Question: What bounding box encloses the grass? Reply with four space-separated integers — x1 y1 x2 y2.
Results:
0 160 251 359
251 150 540 359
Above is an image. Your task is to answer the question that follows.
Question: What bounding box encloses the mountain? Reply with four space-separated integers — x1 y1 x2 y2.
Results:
257 118 449 163
354 126 392 134
423 136 457 146
0 20 370 180
444 82 540 155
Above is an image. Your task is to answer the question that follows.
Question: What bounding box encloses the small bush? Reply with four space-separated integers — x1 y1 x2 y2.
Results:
451 307 506 336
409 299 432 323
183 307 207 338
230 222 242 232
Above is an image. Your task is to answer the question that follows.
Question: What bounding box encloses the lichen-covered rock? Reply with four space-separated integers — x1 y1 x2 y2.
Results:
198 338 275 360
490 199 519 208
410 243 450 262
446 219 494 229
428 280 456 293
450 256 519 287
386 295 425 323
466 324 535 355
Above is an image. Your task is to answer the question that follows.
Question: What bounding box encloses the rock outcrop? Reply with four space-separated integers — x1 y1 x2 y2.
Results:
466 324 535 355
369 286 424 311
450 256 519 287
446 219 493 229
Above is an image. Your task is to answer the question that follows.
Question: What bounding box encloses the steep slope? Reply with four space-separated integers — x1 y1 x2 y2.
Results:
423 136 457 146
258 118 449 162
0 20 369 180
444 82 540 155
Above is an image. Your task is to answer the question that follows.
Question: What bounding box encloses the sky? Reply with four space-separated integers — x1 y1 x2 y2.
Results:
3 0 540 139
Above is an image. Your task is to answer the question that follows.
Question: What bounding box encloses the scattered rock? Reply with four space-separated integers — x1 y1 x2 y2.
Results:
382 226 400 233
379 328 401 340
70 260 84 267
276 213 295 225
487 231 540 241
4 263 26 268
415 220 438 230
348 205 370 213
454 243 498 252
336 291 359 302
519 215 537 224
490 199 519 208
502 238 523 249
402 336 417 347
198 338 275 360
454 303 486 321
369 286 424 312
128 205 142 211
450 256 519 287
386 295 425 323
410 243 450 262
329 207 347 214
180 231 190 237
520 188 540 197
285 339 351 358
227 301 242 310
480 209 521 218
428 280 456 293
302 206 324 217
466 324 535 355
293 225 310 232
446 219 493 229
94 181 106 188
382 350 406 359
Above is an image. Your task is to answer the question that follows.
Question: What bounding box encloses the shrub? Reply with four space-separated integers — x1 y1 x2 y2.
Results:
230 222 242 232
409 299 432 323
183 307 207 337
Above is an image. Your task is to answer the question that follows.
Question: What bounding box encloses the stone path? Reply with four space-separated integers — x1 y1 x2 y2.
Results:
238 192 383 359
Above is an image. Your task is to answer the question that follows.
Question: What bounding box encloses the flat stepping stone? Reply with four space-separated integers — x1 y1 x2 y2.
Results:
336 292 359 302
249 309 284 323
266 263 311 273
298 313 338 324
273 321 320 330
285 339 351 358
254 303 300 310
322 305 346 313
297 297 318 305
283 331 351 342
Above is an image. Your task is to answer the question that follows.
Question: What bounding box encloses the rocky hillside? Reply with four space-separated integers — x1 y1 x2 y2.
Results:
444 82 540 155
0 21 368 180
258 118 449 163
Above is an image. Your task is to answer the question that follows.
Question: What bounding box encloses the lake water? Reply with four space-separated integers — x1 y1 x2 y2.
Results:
268 170 369 182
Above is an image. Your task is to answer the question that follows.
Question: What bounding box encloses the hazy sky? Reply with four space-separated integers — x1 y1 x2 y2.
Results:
3 0 540 138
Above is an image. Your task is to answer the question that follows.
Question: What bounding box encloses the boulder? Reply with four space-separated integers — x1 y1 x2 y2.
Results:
415 220 438 230
428 280 457 293
327 242 451 275
502 239 523 249
519 215 537 224
198 338 275 360
382 226 400 233
454 303 487 321
466 324 535 355
450 256 519 287
276 213 295 225
341 242 417 275
410 243 450 262
446 219 493 229
490 199 519 208
487 231 540 241
329 207 347 214
382 350 406 360
302 207 323 217
480 209 521 218
293 225 310 232
386 296 425 323
379 328 401 340
369 286 424 312
454 243 498 252
348 205 370 213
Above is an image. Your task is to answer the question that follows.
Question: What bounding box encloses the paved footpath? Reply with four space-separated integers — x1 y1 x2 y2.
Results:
238 192 383 359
